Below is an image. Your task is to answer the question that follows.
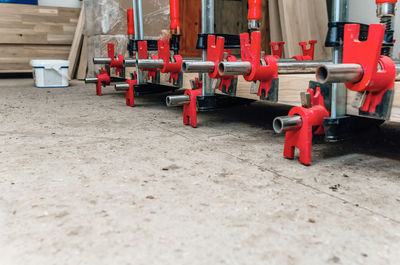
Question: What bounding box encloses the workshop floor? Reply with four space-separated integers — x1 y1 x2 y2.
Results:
0 79 400 265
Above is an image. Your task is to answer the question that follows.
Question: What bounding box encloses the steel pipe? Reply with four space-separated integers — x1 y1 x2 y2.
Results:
93 58 112 64
316 64 364 84
115 83 130 91
218 60 334 76
396 65 400 81
182 61 215 73
218 61 252 76
124 58 137 67
137 59 164 69
85 77 98 84
166 95 190 107
273 115 303 134
278 60 333 74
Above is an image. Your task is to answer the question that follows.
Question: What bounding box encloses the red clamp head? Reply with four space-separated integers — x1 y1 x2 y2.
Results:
157 38 182 84
269 42 285 59
293 40 317 60
343 24 396 114
206 35 238 94
127 8 135 36
240 31 278 100
183 88 203 128
169 0 180 34
282 87 330 165
107 43 124 77
96 68 111 96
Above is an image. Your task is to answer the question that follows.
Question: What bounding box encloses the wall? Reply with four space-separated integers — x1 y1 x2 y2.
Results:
348 0 400 59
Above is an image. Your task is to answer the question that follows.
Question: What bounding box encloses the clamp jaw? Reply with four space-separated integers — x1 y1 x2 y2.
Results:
274 86 330 166
269 41 285 59
316 24 397 119
207 35 238 96
136 38 183 87
84 68 111 96
240 31 279 101
293 40 317 61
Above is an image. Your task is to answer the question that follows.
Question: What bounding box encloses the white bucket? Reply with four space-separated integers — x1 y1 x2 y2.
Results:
30 60 70 88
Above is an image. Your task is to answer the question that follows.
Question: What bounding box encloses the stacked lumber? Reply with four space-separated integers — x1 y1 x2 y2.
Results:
0 4 80 73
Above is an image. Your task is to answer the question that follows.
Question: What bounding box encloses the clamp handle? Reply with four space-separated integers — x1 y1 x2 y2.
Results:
248 0 262 20
127 8 135 36
169 0 180 34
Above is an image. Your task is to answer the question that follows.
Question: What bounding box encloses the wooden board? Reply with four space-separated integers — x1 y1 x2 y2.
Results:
76 35 88 80
0 45 70 71
179 0 202 58
277 0 331 60
0 4 80 45
268 0 283 45
68 6 85 78
178 72 400 123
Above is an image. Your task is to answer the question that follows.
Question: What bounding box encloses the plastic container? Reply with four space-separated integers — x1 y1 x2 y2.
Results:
30 60 70 88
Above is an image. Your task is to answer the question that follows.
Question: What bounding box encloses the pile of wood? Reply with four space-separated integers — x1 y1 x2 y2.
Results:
0 4 80 74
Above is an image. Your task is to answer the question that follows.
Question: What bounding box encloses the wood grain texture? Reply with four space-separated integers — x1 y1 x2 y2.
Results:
179 0 202 58
0 4 80 45
277 0 331 60
268 0 283 44
68 6 85 77
0 45 70 71
76 35 88 80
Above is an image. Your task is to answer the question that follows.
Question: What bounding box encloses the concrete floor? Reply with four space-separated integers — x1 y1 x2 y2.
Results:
0 79 400 265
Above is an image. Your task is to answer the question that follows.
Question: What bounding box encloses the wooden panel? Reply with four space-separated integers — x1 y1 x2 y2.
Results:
77 35 89 80
278 0 331 59
68 6 85 77
269 0 283 50
0 4 80 45
179 0 202 58
0 45 70 71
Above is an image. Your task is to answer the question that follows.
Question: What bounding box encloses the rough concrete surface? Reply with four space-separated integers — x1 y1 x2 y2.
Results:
0 79 399 265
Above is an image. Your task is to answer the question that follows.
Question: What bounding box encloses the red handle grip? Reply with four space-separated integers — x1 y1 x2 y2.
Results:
169 0 180 32
127 8 135 35
248 0 262 20
376 0 397 3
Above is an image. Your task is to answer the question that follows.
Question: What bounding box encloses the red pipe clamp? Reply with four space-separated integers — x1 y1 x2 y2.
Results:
183 88 203 128
343 24 396 115
283 87 330 166
207 35 238 95
293 40 317 61
157 38 183 84
269 42 285 59
125 77 137 107
240 31 278 101
107 43 125 77
96 68 111 96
